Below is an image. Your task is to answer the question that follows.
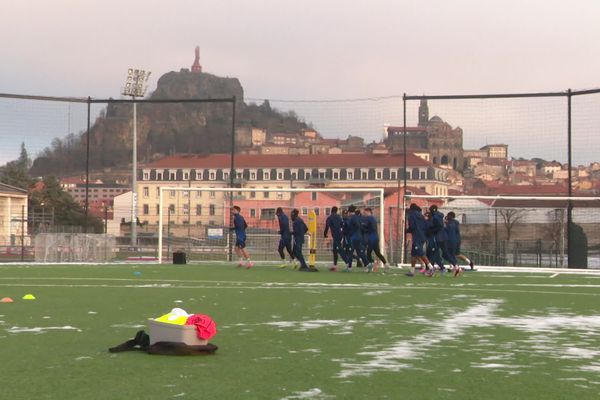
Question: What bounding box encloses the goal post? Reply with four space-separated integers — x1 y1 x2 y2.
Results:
157 187 385 264
402 193 600 269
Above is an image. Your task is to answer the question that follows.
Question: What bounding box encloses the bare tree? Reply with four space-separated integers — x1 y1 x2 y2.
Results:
498 208 527 242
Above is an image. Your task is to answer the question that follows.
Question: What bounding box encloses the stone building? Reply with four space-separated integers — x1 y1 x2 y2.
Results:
386 99 464 171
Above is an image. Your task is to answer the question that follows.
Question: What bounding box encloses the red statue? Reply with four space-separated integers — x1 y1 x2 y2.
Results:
191 46 202 73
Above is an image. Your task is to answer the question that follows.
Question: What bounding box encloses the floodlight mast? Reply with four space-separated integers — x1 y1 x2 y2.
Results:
121 68 151 248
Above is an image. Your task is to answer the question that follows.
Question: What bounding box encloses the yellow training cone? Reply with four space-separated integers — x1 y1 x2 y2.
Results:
1 297 14 303
22 294 36 300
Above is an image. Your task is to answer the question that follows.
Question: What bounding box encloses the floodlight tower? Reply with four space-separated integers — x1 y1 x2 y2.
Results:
122 68 151 247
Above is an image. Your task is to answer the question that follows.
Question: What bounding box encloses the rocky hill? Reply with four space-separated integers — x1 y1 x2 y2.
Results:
30 70 311 177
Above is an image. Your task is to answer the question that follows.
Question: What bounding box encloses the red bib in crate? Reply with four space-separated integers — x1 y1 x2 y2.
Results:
185 314 217 340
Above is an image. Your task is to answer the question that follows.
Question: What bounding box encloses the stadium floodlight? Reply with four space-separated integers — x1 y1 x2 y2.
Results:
121 68 151 248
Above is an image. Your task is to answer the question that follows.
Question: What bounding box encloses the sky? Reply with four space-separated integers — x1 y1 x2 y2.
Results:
0 0 599 164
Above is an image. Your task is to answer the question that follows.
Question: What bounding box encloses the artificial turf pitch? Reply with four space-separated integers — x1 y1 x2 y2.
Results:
1 263 600 399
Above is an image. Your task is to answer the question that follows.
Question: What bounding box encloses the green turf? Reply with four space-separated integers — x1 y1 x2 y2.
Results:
1 264 600 399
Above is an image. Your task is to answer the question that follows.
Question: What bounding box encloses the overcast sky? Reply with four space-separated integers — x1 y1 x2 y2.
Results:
1 0 599 164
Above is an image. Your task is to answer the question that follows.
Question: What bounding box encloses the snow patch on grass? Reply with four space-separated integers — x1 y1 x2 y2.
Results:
280 388 333 399
8 325 81 333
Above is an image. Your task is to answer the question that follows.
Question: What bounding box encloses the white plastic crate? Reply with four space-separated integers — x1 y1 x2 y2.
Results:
147 319 208 345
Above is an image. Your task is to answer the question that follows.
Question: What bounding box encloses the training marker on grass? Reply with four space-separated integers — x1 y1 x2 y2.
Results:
22 294 36 300
1 297 14 303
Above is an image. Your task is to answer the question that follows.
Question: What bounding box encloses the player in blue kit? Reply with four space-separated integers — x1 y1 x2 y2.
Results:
406 203 433 277
324 206 347 272
363 207 387 272
275 207 295 268
231 205 252 268
291 208 316 272
344 205 372 272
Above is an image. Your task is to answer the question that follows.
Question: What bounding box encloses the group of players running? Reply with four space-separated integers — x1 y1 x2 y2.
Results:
230 203 474 276
406 203 474 277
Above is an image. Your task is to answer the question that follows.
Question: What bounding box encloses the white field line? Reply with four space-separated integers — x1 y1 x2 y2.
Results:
1 282 600 297
550 273 560 278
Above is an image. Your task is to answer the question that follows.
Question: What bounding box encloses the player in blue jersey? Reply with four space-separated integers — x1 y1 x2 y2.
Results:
291 208 316 272
324 206 347 272
445 211 473 273
363 207 387 272
231 205 252 268
344 205 372 272
275 207 296 268
406 203 433 277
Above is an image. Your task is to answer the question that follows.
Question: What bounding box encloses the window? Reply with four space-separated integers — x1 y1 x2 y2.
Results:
196 191 201 198
277 170 284 180
209 204 215 216
347 170 354 180
250 171 257 180
209 171 216 181
156 205 160 215
170 190 175 198
263 171 270 180
305 170 311 179
376 170 383 180
325 207 331 216
291 170 298 180
314 208 320 216
264 189 270 199
332 170 340 180
210 191 216 199
196 205 202 216
182 190 189 198
157 172 163 180
318 169 325 179
390 170 397 180
169 172 176 180
183 171 189 180
250 209 256 218
311 192 317 201
143 172 149 180
168 204 175 213
143 187 149 197
420 171 426 180
143 204 149 215
261 208 275 220
250 191 256 199
196 171 203 181
302 207 308 216
276 189 283 200
236 171 243 180
223 172 229 182
361 170 368 180
183 204 189 215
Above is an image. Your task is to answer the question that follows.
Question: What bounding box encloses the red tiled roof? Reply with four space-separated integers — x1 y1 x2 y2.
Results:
145 153 431 169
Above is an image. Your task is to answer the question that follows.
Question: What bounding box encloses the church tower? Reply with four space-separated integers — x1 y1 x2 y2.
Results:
191 46 202 73
418 98 429 126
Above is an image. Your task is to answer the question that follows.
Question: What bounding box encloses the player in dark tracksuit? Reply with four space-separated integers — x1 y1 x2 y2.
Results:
231 205 252 268
291 209 315 272
363 207 387 272
445 211 473 273
341 209 353 267
345 206 372 272
275 207 295 268
324 206 347 271
429 205 458 274
406 203 433 277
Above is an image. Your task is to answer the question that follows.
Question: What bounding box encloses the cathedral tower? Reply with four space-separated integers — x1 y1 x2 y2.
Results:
418 98 429 126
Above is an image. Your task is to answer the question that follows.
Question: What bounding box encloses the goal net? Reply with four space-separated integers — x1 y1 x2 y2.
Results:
402 194 600 269
34 233 117 262
157 187 385 264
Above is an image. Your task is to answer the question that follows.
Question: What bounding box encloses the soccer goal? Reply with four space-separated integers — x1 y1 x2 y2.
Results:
402 194 600 269
156 187 385 264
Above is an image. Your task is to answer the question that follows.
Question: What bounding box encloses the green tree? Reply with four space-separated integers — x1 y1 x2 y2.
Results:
0 143 32 189
29 176 103 233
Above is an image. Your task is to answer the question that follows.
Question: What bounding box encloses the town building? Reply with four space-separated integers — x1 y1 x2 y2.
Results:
385 99 464 171
0 183 28 246
137 153 449 225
